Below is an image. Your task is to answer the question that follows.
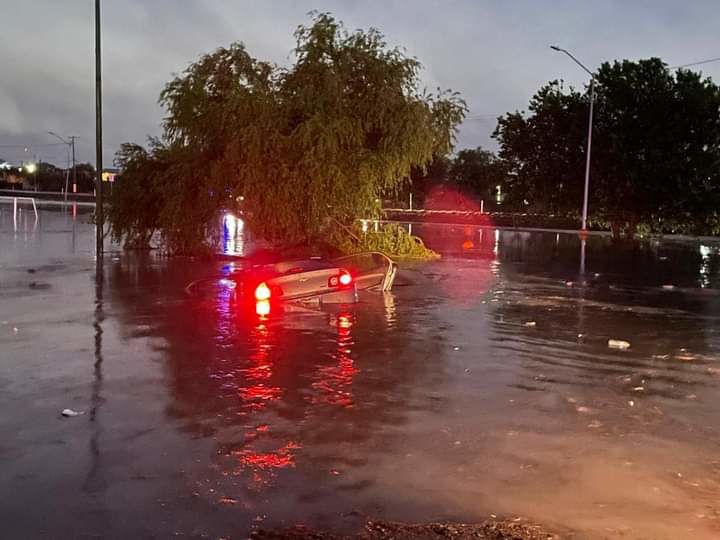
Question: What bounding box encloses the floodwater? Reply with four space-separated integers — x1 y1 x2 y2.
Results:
2 207 720 539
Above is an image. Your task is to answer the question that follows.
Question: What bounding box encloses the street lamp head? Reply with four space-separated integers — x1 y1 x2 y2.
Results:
550 45 562 52
25 163 37 174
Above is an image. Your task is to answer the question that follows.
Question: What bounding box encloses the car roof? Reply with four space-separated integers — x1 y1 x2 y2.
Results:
271 259 334 274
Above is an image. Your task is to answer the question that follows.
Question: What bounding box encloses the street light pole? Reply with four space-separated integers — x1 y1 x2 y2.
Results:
550 45 595 231
582 78 594 231
95 0 104 261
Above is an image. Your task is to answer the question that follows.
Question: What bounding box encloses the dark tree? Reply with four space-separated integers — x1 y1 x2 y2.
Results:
110 13 466 254
494 59 720 235
448 146 507 205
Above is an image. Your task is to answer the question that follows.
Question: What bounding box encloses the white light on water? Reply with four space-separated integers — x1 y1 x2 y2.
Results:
224 213 243 233
223 213 245 255
699 245 712 288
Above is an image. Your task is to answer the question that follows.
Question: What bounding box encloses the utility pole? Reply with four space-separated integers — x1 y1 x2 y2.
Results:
48 132 78 199
70 136 77 195
95 0 103 261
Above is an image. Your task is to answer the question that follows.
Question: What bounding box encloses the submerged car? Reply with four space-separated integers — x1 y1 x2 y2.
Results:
236 252 397 306
186 252 397 315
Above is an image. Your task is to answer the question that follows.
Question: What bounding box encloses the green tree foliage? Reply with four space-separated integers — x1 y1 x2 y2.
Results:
391 155 450 208
495 59 720 235
74 163 98 193
494 81 588 213
110 13 466 254
448 146 507 203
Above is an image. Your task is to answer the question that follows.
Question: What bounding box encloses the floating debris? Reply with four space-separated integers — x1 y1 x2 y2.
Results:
524 321 537 327
662 284 675 290
61 408 84 417
608 339 631 350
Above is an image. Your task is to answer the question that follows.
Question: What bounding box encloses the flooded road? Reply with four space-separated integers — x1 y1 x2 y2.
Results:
2 207 720 539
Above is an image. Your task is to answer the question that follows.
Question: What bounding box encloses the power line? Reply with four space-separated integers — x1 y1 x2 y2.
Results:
0 142 68 148
671 56 720 70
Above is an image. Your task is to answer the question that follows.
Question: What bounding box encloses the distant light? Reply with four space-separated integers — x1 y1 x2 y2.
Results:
699 245 712 258
25 163 37 174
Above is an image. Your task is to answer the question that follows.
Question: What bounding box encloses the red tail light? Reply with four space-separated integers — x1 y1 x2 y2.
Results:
329 271 353 288
255 282 271 301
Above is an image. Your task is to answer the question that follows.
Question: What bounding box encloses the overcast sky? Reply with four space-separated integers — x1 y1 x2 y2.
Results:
1 0 719 166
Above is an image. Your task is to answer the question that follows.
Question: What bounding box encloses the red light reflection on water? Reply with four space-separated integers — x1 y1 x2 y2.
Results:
238 322 281 411
255 299 270 316
233 441 301 470
199 274 364 493
311 312 358 408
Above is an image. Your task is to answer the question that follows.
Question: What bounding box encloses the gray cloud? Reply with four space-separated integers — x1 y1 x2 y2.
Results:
1 0 719 166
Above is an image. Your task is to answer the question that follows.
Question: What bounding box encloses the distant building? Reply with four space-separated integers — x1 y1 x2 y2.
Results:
0 160 23 187
102 168 121 183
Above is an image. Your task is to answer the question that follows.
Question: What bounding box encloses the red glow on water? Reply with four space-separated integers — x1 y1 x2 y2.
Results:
236 447 296 470
337 314 352 329
255 299 270 316
311 312 358 407
239 384 281 402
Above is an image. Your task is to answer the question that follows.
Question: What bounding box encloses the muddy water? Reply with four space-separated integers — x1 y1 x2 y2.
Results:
1 208 720 539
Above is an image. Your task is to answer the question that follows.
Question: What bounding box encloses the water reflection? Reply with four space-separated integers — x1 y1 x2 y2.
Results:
222 213 245 256
97 228 720 538
106 255 447 513
84 268 106 494
699 244 713 288
311 312 358 407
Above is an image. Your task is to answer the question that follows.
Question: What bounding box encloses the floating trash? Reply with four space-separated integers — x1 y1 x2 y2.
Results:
608 339 631 350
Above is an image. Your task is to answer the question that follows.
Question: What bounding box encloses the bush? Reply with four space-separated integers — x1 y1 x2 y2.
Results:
332 222 439 260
